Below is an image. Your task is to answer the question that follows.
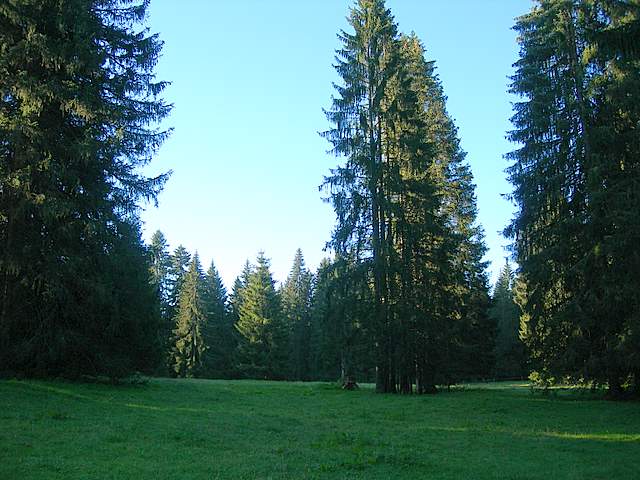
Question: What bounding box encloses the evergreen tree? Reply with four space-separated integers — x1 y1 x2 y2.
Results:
0 0 170 377
507 0 640 394
235 252 286 379
322 0 400 392
323 0 491 393
229 261 252 317
228 260 253 377
490 260 525 378
309 256 375 383
281 249 313 380
172 253 207 378
442 159 494 384
400 33 494 387
148 230 171 372
163 244 190 371
167 245 191 319
202 261 234 378
585 0 640 395
507 0 591 388
105 221 164 375
149 230 171 312
309 258 334 380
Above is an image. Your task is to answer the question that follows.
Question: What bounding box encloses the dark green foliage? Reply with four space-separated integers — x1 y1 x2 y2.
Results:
228 261 252 324
0 0 170 378
404 34 494 387
171 253 207 378
322 0 492 392
308 259 337 380
167 245 190 319
235 252 286 379
163 244 190 373
490 261 526 378
309 256 375 383
202 261 234 378
281 249 314 380
148 230 172 373
149 230 171 315
322 0 400 392
507 0 640 394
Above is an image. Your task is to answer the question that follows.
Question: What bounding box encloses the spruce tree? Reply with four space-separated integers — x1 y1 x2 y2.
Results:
309 258 345 381
309 256 375 383
149 230 171 311
202 261 234 378
323 0 491 393
281 249 313 380
228 260 252 333
168 245 191 319
585 0 640 395
507 0 590 387
322 0 400 392
507 0 640 394
490 261 525 378
149 230 172 371
0 0 170 377
309 258 333 380
235 253 285 379
172 253 207 378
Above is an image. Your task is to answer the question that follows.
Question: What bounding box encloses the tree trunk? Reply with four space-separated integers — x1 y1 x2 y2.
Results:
607 374 623 399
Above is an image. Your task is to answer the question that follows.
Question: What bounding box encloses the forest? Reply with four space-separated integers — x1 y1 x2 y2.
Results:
0 0 639 401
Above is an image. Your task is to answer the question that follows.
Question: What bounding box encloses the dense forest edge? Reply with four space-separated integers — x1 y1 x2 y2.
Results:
0 0 638 398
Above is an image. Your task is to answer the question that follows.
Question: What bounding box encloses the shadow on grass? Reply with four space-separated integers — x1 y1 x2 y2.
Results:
6 380 216 415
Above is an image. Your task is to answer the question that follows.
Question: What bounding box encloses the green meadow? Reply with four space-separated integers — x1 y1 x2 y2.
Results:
1 379 638 479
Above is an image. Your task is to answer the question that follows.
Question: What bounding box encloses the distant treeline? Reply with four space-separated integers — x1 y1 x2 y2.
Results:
147 239 524 386
0 0 638 396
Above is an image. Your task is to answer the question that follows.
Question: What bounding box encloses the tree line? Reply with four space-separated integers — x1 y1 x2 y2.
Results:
148 236 511 385
1 0 637 396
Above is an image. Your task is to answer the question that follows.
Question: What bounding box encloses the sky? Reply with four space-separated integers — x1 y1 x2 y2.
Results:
140 0 532 290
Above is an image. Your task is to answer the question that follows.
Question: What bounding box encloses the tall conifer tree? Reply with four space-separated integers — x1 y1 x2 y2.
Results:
323 0 400 392
235 253 285 379
491 261 525 378
281 249 313 380
167 245 190 318
324 0 491 392
172 253 207 378
507 0 640 394
0 0 170 377
149 230 172 370
202 261 233 378
149 230 171 313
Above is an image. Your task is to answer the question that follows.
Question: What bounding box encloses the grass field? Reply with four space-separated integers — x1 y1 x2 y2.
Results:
1 378 638 479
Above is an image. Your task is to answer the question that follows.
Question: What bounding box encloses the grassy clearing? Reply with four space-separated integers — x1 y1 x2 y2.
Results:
0 378 638 479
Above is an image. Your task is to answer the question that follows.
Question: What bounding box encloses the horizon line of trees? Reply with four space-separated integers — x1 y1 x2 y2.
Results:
148 230 523 385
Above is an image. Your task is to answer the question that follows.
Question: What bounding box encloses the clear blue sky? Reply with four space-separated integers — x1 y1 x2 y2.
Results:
141 0 532 290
